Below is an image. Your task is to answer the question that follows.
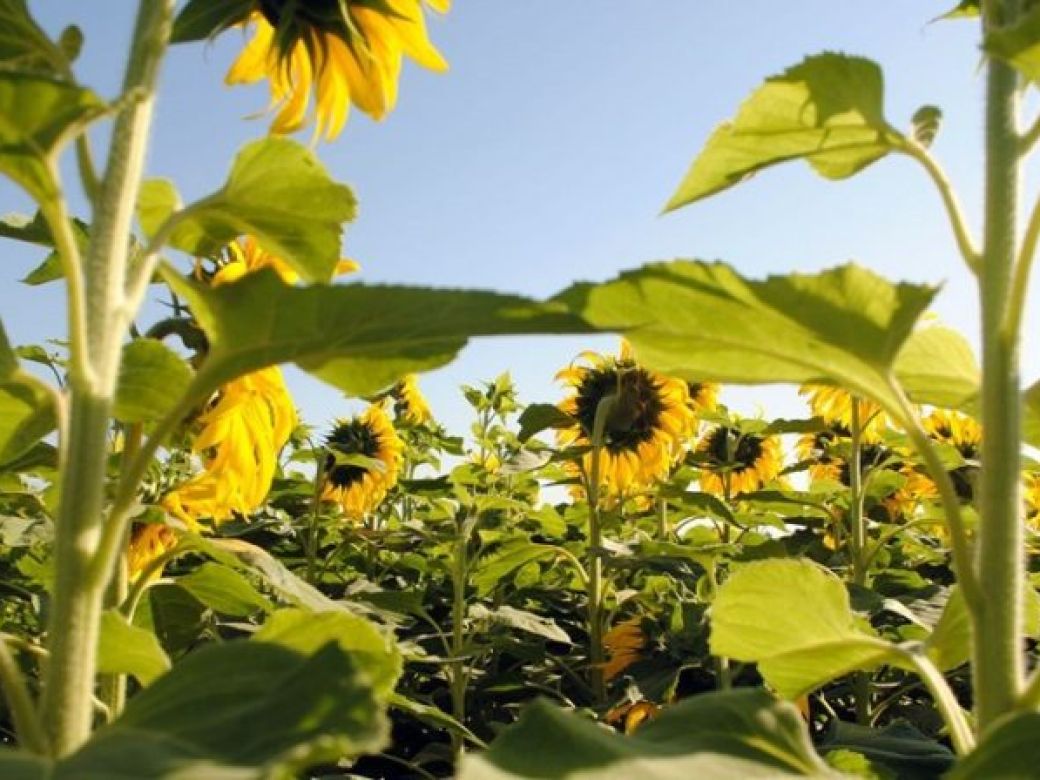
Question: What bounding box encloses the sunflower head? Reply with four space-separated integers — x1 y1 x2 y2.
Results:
556 346 695 500
686 381 720 417
225 0 449 139
800 384 888 443
923 409 981 503
322 404 403 519
390 374 433 426
696 423 782 497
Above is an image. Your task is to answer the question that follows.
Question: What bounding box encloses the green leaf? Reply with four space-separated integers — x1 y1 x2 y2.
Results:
0 0 68 74
556 261 935 416
925 584 1040 672
517 403 574 442
946 712 1040 779
172 0 253 43
67 641 387 777
0 71 106 201
894 323 978 410
470 604 571 644
252 608 402 700
710 559 902 698
114 339 194 424
473 541 563 597
665 52 902 211
933 0 979 21
910 106 942 148
97 609 171 686
176 562 272 618
821 721 953 780
164 267 592 398
0 320 56 466
139 138 356 282
985 4 1040 83
459 689 833 778
0 750 49 780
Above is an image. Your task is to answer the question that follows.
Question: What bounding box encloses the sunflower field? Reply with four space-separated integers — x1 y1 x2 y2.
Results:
2 1 1040 778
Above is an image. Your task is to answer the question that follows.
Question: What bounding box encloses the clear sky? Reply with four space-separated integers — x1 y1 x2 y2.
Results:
1 2 1033 439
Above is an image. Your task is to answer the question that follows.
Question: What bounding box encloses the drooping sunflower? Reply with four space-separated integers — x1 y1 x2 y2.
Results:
390 374 433 425
322 404 404 520
602 616 647 682
800 384 888 443
555 344 696 500
923 409 981 502
127 524 180 583
696 424 782 497
226 0 450 140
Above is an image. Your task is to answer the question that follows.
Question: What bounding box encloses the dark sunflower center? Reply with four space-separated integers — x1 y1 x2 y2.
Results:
573 363 666 453
325 419 381 488
706 427 763 469
258 0 346 29
837 443 891 486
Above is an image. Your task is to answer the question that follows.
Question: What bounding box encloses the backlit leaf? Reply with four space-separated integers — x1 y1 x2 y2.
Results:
97 609 171 686
0 320 55 466
138 138 356 283
666 53 901 211
710 559 902 698
114 338 193 423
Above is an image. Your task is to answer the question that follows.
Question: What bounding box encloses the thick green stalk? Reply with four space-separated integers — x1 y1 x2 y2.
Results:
974 0 1026 731
449 518 468 762
39 0 173 757
585 395 617 705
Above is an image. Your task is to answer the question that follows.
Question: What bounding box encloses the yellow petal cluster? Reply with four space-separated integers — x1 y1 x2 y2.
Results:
391 374 433 425
697 424 783 497
322 404 404 520
227 0 450 140
800 384 888 443
555 343 696 501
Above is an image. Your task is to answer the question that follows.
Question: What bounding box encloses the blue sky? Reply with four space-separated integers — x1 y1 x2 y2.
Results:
1 2 1029 438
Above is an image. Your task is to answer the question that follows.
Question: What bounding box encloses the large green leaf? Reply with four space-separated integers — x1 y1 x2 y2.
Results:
556 261 934 415
820 720 954 779
70 640 388 777
459 689 835 778
665 53 902 211
164 267 592 398
0 320 56 466
138 138 356 283
0 71 105 201
252 608 402 699
985 4 1040 83
946 712 1040 779
97 609 171 686
114 338 194 424
710 559 902 699
176 562 272 618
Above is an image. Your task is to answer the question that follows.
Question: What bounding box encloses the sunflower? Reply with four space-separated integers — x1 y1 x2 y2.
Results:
322 404 404 519
923 409 981 502
882 466 939 522
555 344 696 500
127 524 180 583
210 236 359 286
687 381 720 417
226 0 449 140
800 384 888 443
697 424 783 497
602 617 647 682
390 374 433 425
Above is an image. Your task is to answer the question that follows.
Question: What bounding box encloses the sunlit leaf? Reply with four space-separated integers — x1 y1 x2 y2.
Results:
470 604 571 644
665 53 902 211
163 267 592 399
517 403 575 442
0 71 105 201
710 559 903 698
176 562 272 618
114 338 194 423
459 689 832 778
894 323 978 410
97 609 171 686
473 540 564 597
556 260 934 416
252 608 402 699
138 138 356 283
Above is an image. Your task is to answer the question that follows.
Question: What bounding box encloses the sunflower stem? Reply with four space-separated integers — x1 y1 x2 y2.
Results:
585 393 618 706
449 510 471 764
974 0 1026 731
847 400 872 725
0 637 48 754
306 452 327 586
39 0 174 756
